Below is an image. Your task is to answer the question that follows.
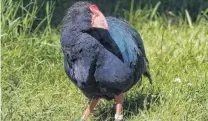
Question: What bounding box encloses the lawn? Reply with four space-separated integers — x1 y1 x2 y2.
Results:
1 0 208 121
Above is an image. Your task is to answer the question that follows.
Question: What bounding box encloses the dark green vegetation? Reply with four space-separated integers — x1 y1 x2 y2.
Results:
14 0 208 26
1 0 208 120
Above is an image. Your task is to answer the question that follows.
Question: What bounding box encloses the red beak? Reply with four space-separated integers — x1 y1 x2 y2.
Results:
89 5 108 30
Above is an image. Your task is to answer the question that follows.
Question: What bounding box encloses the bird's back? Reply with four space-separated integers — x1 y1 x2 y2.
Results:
86 17 148 98
106 17 146 63
106 17 152 84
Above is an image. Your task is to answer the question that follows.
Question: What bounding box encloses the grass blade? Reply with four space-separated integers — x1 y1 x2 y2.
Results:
185 9 193 28
150 1 161 20
129 0 134 23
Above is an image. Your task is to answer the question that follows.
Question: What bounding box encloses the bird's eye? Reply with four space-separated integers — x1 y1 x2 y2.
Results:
88 10 93 16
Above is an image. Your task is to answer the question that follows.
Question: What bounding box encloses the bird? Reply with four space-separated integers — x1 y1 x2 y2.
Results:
60 1 152 121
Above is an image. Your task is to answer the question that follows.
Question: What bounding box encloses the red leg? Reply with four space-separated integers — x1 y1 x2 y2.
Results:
114 93 124 120
81 98 99 120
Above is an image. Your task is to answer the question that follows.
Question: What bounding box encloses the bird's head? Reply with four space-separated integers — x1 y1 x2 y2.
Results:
63 1 108 31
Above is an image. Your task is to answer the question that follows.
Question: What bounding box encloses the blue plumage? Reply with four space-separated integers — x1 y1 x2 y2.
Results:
107 18 137 63
61 2 152 119
61 2 152 100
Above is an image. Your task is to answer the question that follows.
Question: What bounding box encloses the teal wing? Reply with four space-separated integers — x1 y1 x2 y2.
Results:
106 17 145 64
106 17 152 84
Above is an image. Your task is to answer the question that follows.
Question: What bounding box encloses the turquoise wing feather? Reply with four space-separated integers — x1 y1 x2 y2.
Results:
106 17 143 63
106 17 152 84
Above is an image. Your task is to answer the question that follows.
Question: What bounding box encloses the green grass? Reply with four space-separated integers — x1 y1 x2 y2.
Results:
1 0 208 121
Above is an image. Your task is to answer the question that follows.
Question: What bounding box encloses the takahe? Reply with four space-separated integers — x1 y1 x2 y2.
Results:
61 1 152 120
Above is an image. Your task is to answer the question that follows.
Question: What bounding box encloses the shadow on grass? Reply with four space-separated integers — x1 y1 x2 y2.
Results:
93 93 160 121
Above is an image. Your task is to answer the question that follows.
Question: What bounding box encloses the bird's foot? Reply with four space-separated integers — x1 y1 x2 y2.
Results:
115 114 123 121
77 117 84 121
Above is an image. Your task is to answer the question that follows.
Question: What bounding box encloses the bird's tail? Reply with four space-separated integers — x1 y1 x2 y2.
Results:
143 57 152 84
